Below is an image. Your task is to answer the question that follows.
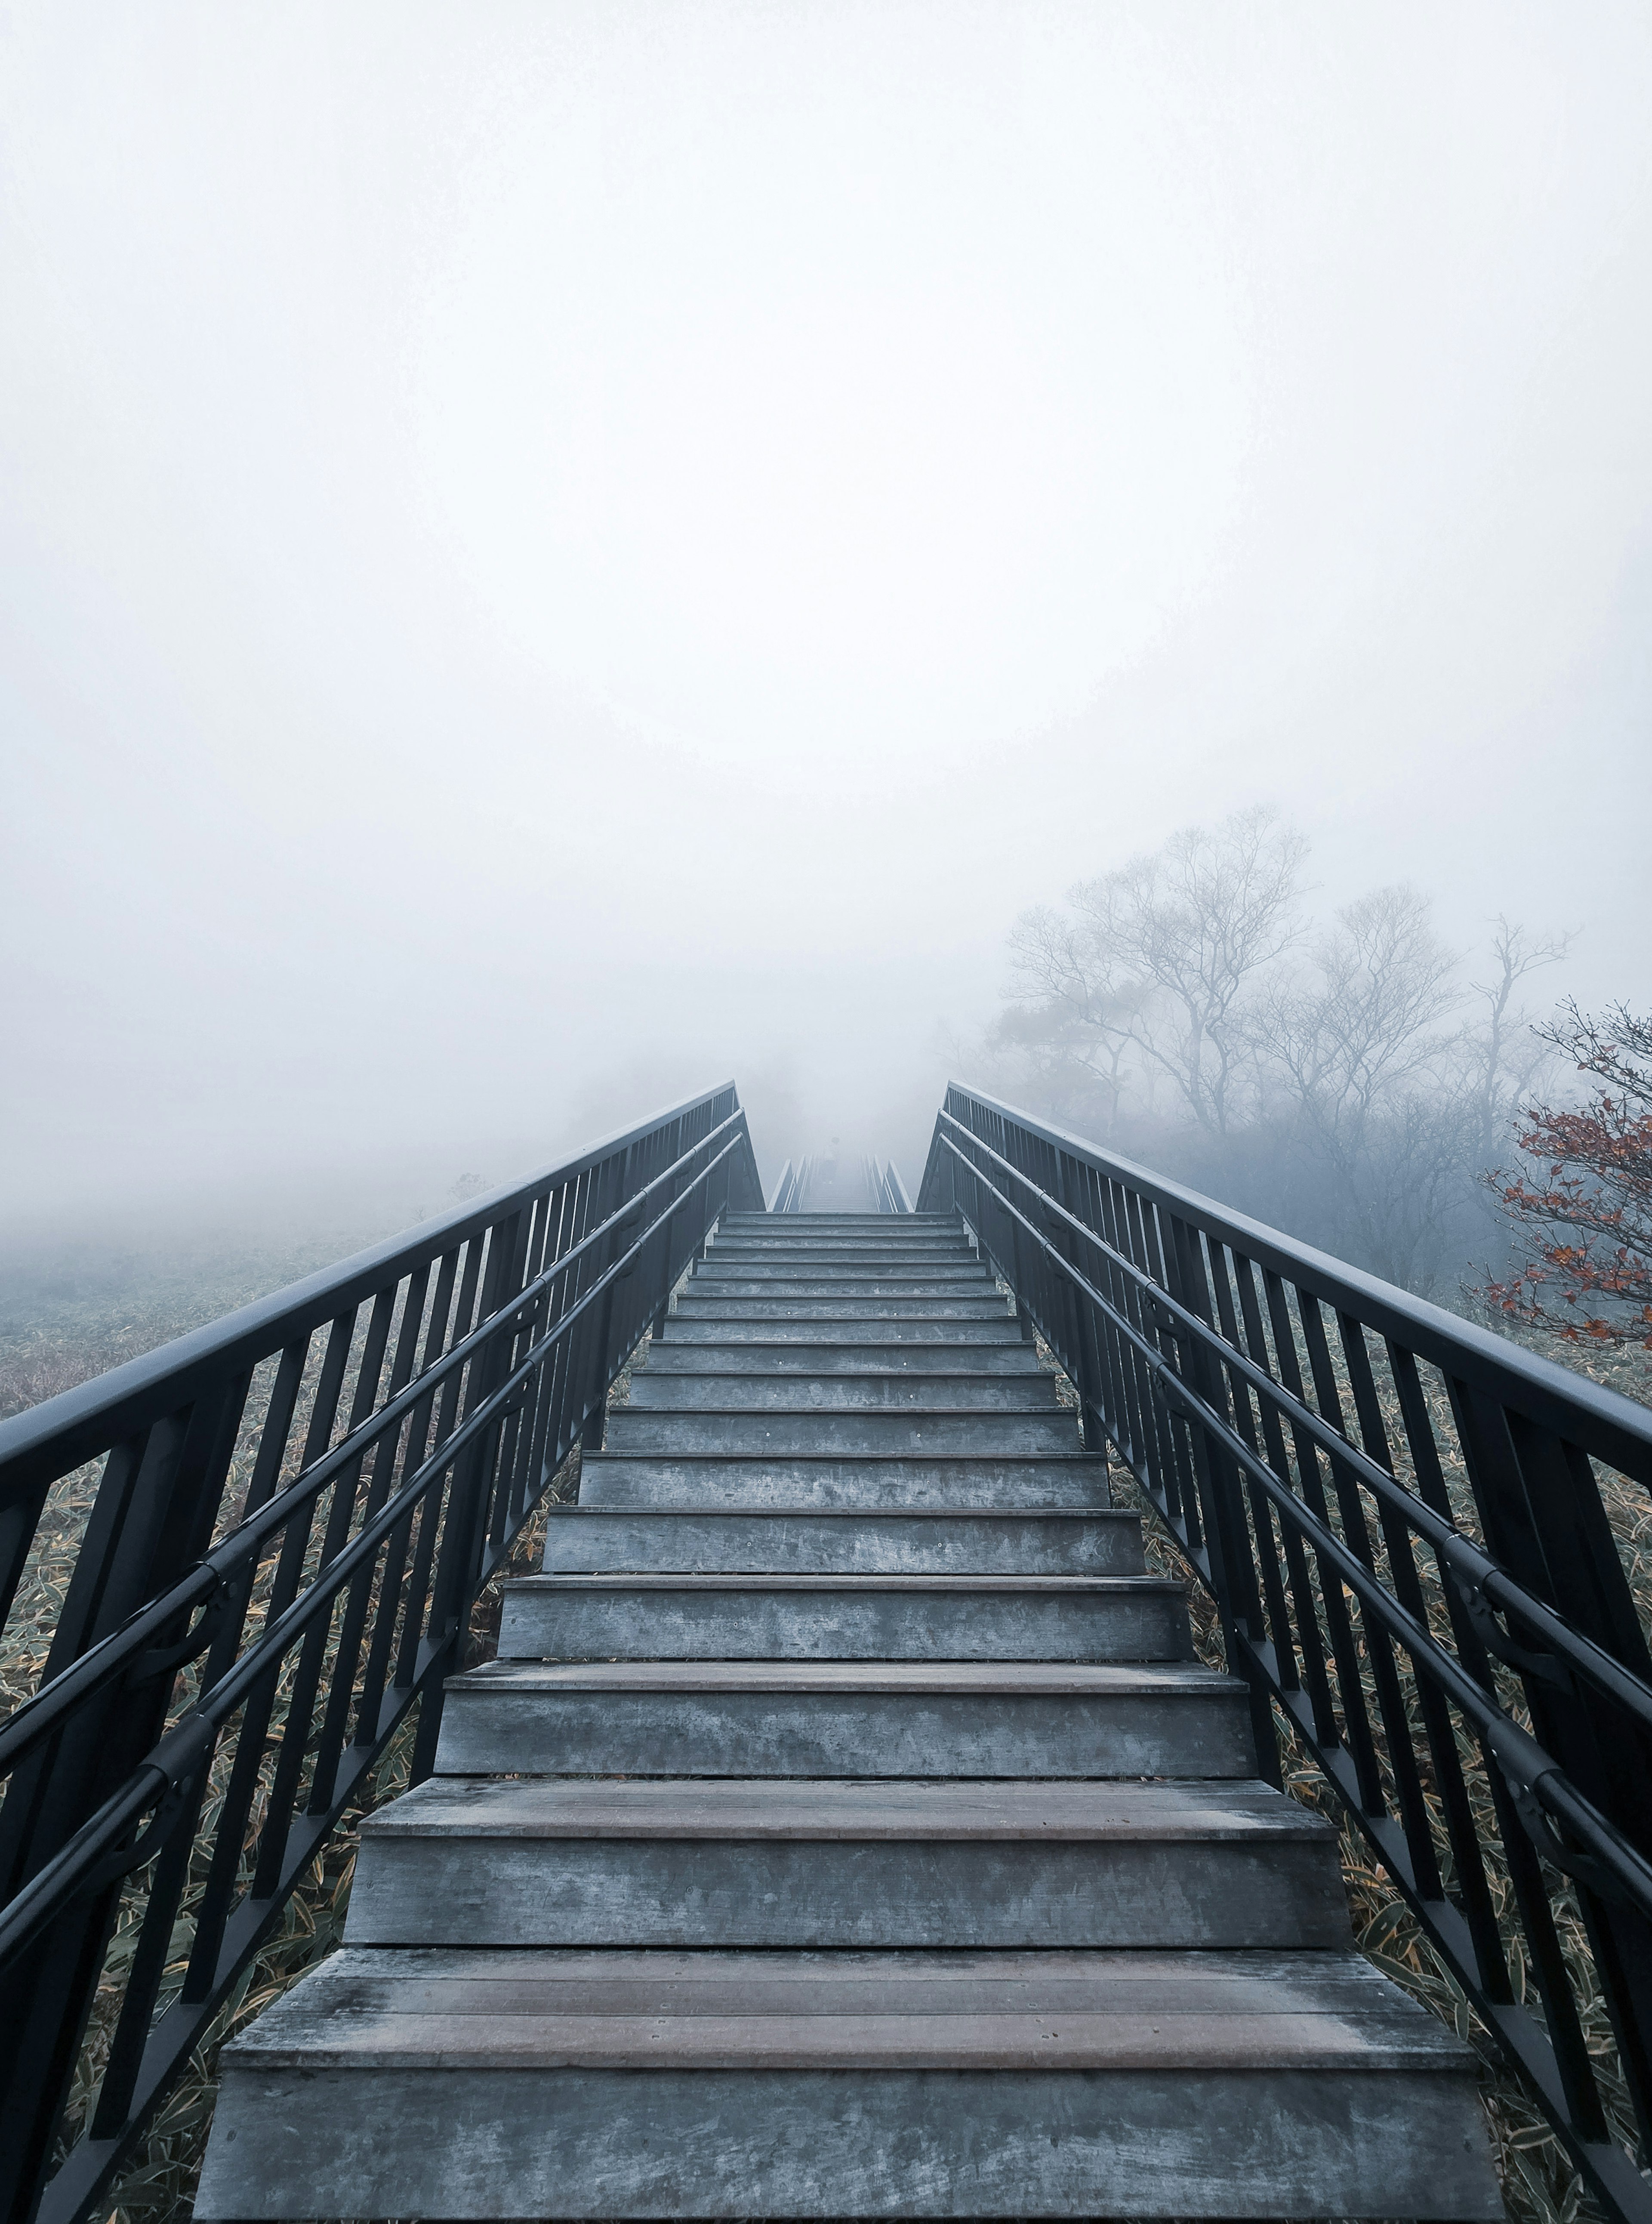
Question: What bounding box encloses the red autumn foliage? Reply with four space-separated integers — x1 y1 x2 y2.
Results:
1484 999 1652 1349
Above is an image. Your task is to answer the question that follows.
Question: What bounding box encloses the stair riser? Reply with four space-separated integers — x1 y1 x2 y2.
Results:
707 1263 983 1281
697 1262 984 1280
642 1340 1042 1372
347 1838 1350 1950
625 1375 1060 1412
686 1284 997 1304
707 1243 976 1259
198 2062 1500 2222
497 1591 1191 1662
603 1413 1080 1456
657 1319 1026 1345
673 1297 1008 1318
540 1512 1145 1575
724 1218 956 1236
435 1690 1251 1778
578 1459 1110 1509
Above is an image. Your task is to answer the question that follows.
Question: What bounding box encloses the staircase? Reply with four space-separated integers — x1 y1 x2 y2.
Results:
195 1210 1500 2220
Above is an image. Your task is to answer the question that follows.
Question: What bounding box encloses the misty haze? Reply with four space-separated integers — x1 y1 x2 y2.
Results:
3 10 1652 2224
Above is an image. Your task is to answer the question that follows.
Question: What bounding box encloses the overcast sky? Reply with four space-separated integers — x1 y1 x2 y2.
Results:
4 1 1650 1235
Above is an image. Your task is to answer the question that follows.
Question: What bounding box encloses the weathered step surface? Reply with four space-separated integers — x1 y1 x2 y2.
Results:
691 1280 1000 1302
539 1507 1146 1574
497 1572 1192 1661
673 1293 1011 1318
658 1315 1027 1345
604 1407 1080 1455
436 1660 1252 1777
724 1218 956 1236
625 1367 1061 1410
197 1946 1501 2221
696 1258 985 1279
705 1254 976 1269
641 1336 1044 1373
577 1452 1112 1508
345 1777 1350 1950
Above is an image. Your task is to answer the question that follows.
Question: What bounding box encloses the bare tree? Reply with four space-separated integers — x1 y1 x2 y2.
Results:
997 808 1306 1139
1466 915 1574 1168
1258 885 1465 1286
986 823 1578 1304
999 901 1146 1134
1063 806 1308 1134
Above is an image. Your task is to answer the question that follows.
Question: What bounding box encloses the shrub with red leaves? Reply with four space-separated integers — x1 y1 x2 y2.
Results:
1484 999 1652 1349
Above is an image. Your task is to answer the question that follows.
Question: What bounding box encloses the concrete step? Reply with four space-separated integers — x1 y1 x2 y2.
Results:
706 1237 976 1253
539 1507 1147 1576
497 1572 1193 1662
625 1369 1061 1411
658 1308 1032 1343
672 1295 1010 1319
343 1777 1351 1951
197 1945 1501 2221
710 1233 974 1251
686 1280 999 1303
699 1266 983 1283
602 1408 1081 1457
641 1337 1045 1373
723 1212 956 1228
577 1453 1111 1508
696 1277 992 1293
436 1660 1251 1778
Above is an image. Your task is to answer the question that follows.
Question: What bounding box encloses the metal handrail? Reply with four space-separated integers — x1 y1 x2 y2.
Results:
771 1157 810 1212
0 1086 764 2224
865 1157 912 1214
919 1082 1652 2224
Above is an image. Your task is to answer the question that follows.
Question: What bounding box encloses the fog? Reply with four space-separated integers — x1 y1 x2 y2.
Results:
4 3 1651 1259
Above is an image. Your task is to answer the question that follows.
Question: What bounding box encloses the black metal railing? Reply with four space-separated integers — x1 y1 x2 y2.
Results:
919 1082 1652 2224
0 1086 763 2224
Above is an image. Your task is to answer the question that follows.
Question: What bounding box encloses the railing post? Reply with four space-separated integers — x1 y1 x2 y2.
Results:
410 1207 529 1784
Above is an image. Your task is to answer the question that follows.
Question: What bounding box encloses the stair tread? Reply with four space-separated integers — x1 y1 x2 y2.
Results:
620 1397 1062 1411
636 1366 1046 1376
545 1506 1134 1522
221 1945 1472 2072
641 1346 1044 1366
586 1451 1103 1465
361 1777 1332 1842
450 1659 1239 1695
506 1572 1181 1593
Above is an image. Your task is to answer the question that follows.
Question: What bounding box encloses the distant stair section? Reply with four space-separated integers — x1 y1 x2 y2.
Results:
197 1212 1500 2220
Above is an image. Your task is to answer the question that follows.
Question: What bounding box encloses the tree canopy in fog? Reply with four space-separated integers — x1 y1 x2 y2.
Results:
985 811 1572 1296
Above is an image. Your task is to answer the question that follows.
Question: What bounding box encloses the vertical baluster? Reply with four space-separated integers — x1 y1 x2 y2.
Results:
303 1288 402 1812
1325 1313 1446 1900
1164 1217 1277 1781
1260 1273 1384 1809
1231 1260 1335 1737
411 1209 529 1782
1208 1249 1296 1692
250 1311 373 1894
